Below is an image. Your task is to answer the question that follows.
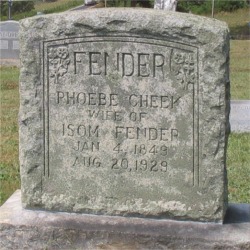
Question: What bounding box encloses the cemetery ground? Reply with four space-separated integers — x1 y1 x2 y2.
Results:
0 40 249 206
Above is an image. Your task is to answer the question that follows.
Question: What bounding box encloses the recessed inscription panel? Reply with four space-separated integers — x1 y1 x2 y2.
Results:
43 36 199 214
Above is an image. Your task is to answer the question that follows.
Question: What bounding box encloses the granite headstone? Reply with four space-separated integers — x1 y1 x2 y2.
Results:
0 20 20 64
19 9 230 222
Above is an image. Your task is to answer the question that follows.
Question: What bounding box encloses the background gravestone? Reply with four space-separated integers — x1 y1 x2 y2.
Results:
230 100 250 132
19 9 230 223
0 20 20 65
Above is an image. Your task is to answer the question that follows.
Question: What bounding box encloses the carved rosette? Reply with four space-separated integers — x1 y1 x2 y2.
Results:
48 46 70 84
171 51 196 90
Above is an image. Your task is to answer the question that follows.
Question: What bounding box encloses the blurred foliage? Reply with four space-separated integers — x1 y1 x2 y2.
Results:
177 0 249 14
214 8 249 39
0 0 35 17
0 0 83 20
0 0 248 20
177 0 247 14
106 0 153 7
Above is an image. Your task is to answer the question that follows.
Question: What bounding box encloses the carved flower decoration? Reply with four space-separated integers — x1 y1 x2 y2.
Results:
49 70 56 78
187 73 195 84
183 54 194 71
185 54 194 64
173 52 185 64
172 65 181 76
49 58 59 66
48 48 57 59
48 46 70 84
171 51 196 90
57 47 69 59
62 58 70 67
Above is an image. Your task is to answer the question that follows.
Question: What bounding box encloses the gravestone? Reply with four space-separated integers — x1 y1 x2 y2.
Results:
230 100 250 132
19 9 230 223
0 20 20 65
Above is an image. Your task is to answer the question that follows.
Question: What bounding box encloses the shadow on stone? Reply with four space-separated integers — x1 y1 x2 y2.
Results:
224 203 250 224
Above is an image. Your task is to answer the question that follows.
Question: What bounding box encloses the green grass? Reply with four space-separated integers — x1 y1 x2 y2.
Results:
227 133 250 203
214 8 250 39
0 66 20 204
1 0 84 21
230 40 250 100
35 0 84 14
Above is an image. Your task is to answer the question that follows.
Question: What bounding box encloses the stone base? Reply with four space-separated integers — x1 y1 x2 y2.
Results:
0 190 250 250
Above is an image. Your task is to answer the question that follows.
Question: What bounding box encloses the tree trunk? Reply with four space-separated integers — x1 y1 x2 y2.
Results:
154 0 178 11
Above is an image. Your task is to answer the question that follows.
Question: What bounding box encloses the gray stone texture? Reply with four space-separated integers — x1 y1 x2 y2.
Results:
19 9 230 222
0 191 250 250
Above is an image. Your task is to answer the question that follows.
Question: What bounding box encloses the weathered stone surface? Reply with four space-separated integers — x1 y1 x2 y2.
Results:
19 9 230 222
0 20 20 65
1 191 250 250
